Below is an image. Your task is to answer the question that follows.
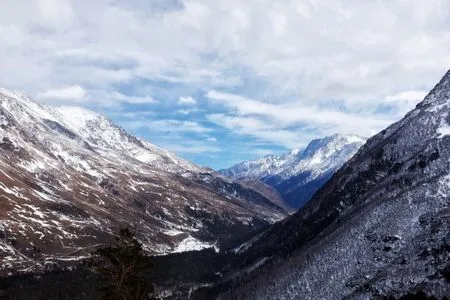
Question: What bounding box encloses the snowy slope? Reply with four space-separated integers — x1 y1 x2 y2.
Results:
52 106 200 172
220 134 366 208
224 70 450 299
0 89 288 275
220 134 365 181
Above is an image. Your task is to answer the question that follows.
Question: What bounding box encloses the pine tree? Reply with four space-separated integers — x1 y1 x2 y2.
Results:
90 228 154 300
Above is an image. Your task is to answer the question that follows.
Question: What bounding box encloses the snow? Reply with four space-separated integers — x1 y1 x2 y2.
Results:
23 204 46 219
232 69 450 300
0 87 287 267
220 134 366 181
220 134 366 208
0 182 25 199
16 213 51 228
19 160 46 173
133 150 159 164
437 123 450 137
437 173 450 196
163 229 185 236
52 106 101 133
0 169 14 180
32 190 57 202
233 231 265 253
53 105 200 173
0 89 58 123
173 235 215 253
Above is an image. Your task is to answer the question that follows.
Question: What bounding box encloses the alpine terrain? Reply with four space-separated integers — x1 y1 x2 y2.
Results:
219 69 450 299
0 89 288 275
219 134 366 209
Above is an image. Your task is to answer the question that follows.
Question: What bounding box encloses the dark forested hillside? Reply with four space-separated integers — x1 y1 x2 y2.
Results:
215 70 450 299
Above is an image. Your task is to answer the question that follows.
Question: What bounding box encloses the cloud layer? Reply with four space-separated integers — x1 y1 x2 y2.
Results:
1 0 449 168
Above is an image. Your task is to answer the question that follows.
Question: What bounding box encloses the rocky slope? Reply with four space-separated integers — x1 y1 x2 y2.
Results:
220 70 450 299
219 134 366 208
237 180 291 212
0 89 287 275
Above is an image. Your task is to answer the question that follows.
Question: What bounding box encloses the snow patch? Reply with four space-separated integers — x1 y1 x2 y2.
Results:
437 123 450 137
173 235 215 253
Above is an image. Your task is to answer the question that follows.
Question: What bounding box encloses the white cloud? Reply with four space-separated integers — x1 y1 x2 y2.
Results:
383 90 429 116
166 142 221 154
178 96 197 105
108 111 155 119
175 108 197 115
206 90 391 146
108 91 157 104
37 85 87 101
251 148 274 157
0 0 449 158
125 119 212 134
0 0 448 105
207 113 313 148
384 90 428 105
34 0 75 26
206 136 217 142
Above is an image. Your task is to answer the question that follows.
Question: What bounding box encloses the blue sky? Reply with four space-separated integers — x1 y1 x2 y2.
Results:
1 0 449 169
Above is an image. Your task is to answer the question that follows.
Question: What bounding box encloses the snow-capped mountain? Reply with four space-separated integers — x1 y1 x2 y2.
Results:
219 134 366 208
0 89 287 274
51 105 200 173
222 70 450 299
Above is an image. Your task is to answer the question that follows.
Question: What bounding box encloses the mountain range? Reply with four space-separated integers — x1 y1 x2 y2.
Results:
1 68 449 299
0 89 287 275
219 134 366 209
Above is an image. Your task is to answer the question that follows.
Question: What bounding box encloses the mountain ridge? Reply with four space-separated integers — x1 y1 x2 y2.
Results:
219 69 450 299
0 88 288 275
219 134 366 208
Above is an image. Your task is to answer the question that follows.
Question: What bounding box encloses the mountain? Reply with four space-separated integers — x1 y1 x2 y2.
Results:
0 89 288 275
219 70 450 299
219 134 366 208
237 180 290 212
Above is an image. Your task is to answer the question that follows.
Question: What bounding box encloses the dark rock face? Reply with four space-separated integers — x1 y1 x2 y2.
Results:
0 137 15 151
42 119 77 139
219 70 450 299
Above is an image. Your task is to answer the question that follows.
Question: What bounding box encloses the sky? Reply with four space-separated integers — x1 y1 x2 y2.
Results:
0 0 449 169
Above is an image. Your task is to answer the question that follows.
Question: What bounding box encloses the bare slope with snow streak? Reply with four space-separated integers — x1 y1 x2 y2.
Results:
224 70 450 299
0 89 287 274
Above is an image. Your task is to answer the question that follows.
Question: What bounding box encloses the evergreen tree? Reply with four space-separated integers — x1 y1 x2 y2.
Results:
90 228 154 300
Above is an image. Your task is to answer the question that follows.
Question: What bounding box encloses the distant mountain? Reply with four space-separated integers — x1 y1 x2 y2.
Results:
0 89 287 274
219 134 366 208
221 70 450 299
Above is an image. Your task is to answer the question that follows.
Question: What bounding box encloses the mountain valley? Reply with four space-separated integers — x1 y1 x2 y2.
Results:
1 71 450 299
217 69 450 299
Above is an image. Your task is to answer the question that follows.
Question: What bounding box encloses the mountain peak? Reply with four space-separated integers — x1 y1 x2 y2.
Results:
420 68 450 107
0 88 201 172
54 106 102 124
230 69 450 300
326 133 366 143
301 133 366 158
0 88 33 103
51 106 106 135
219 134 366 208
0 88 288 267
